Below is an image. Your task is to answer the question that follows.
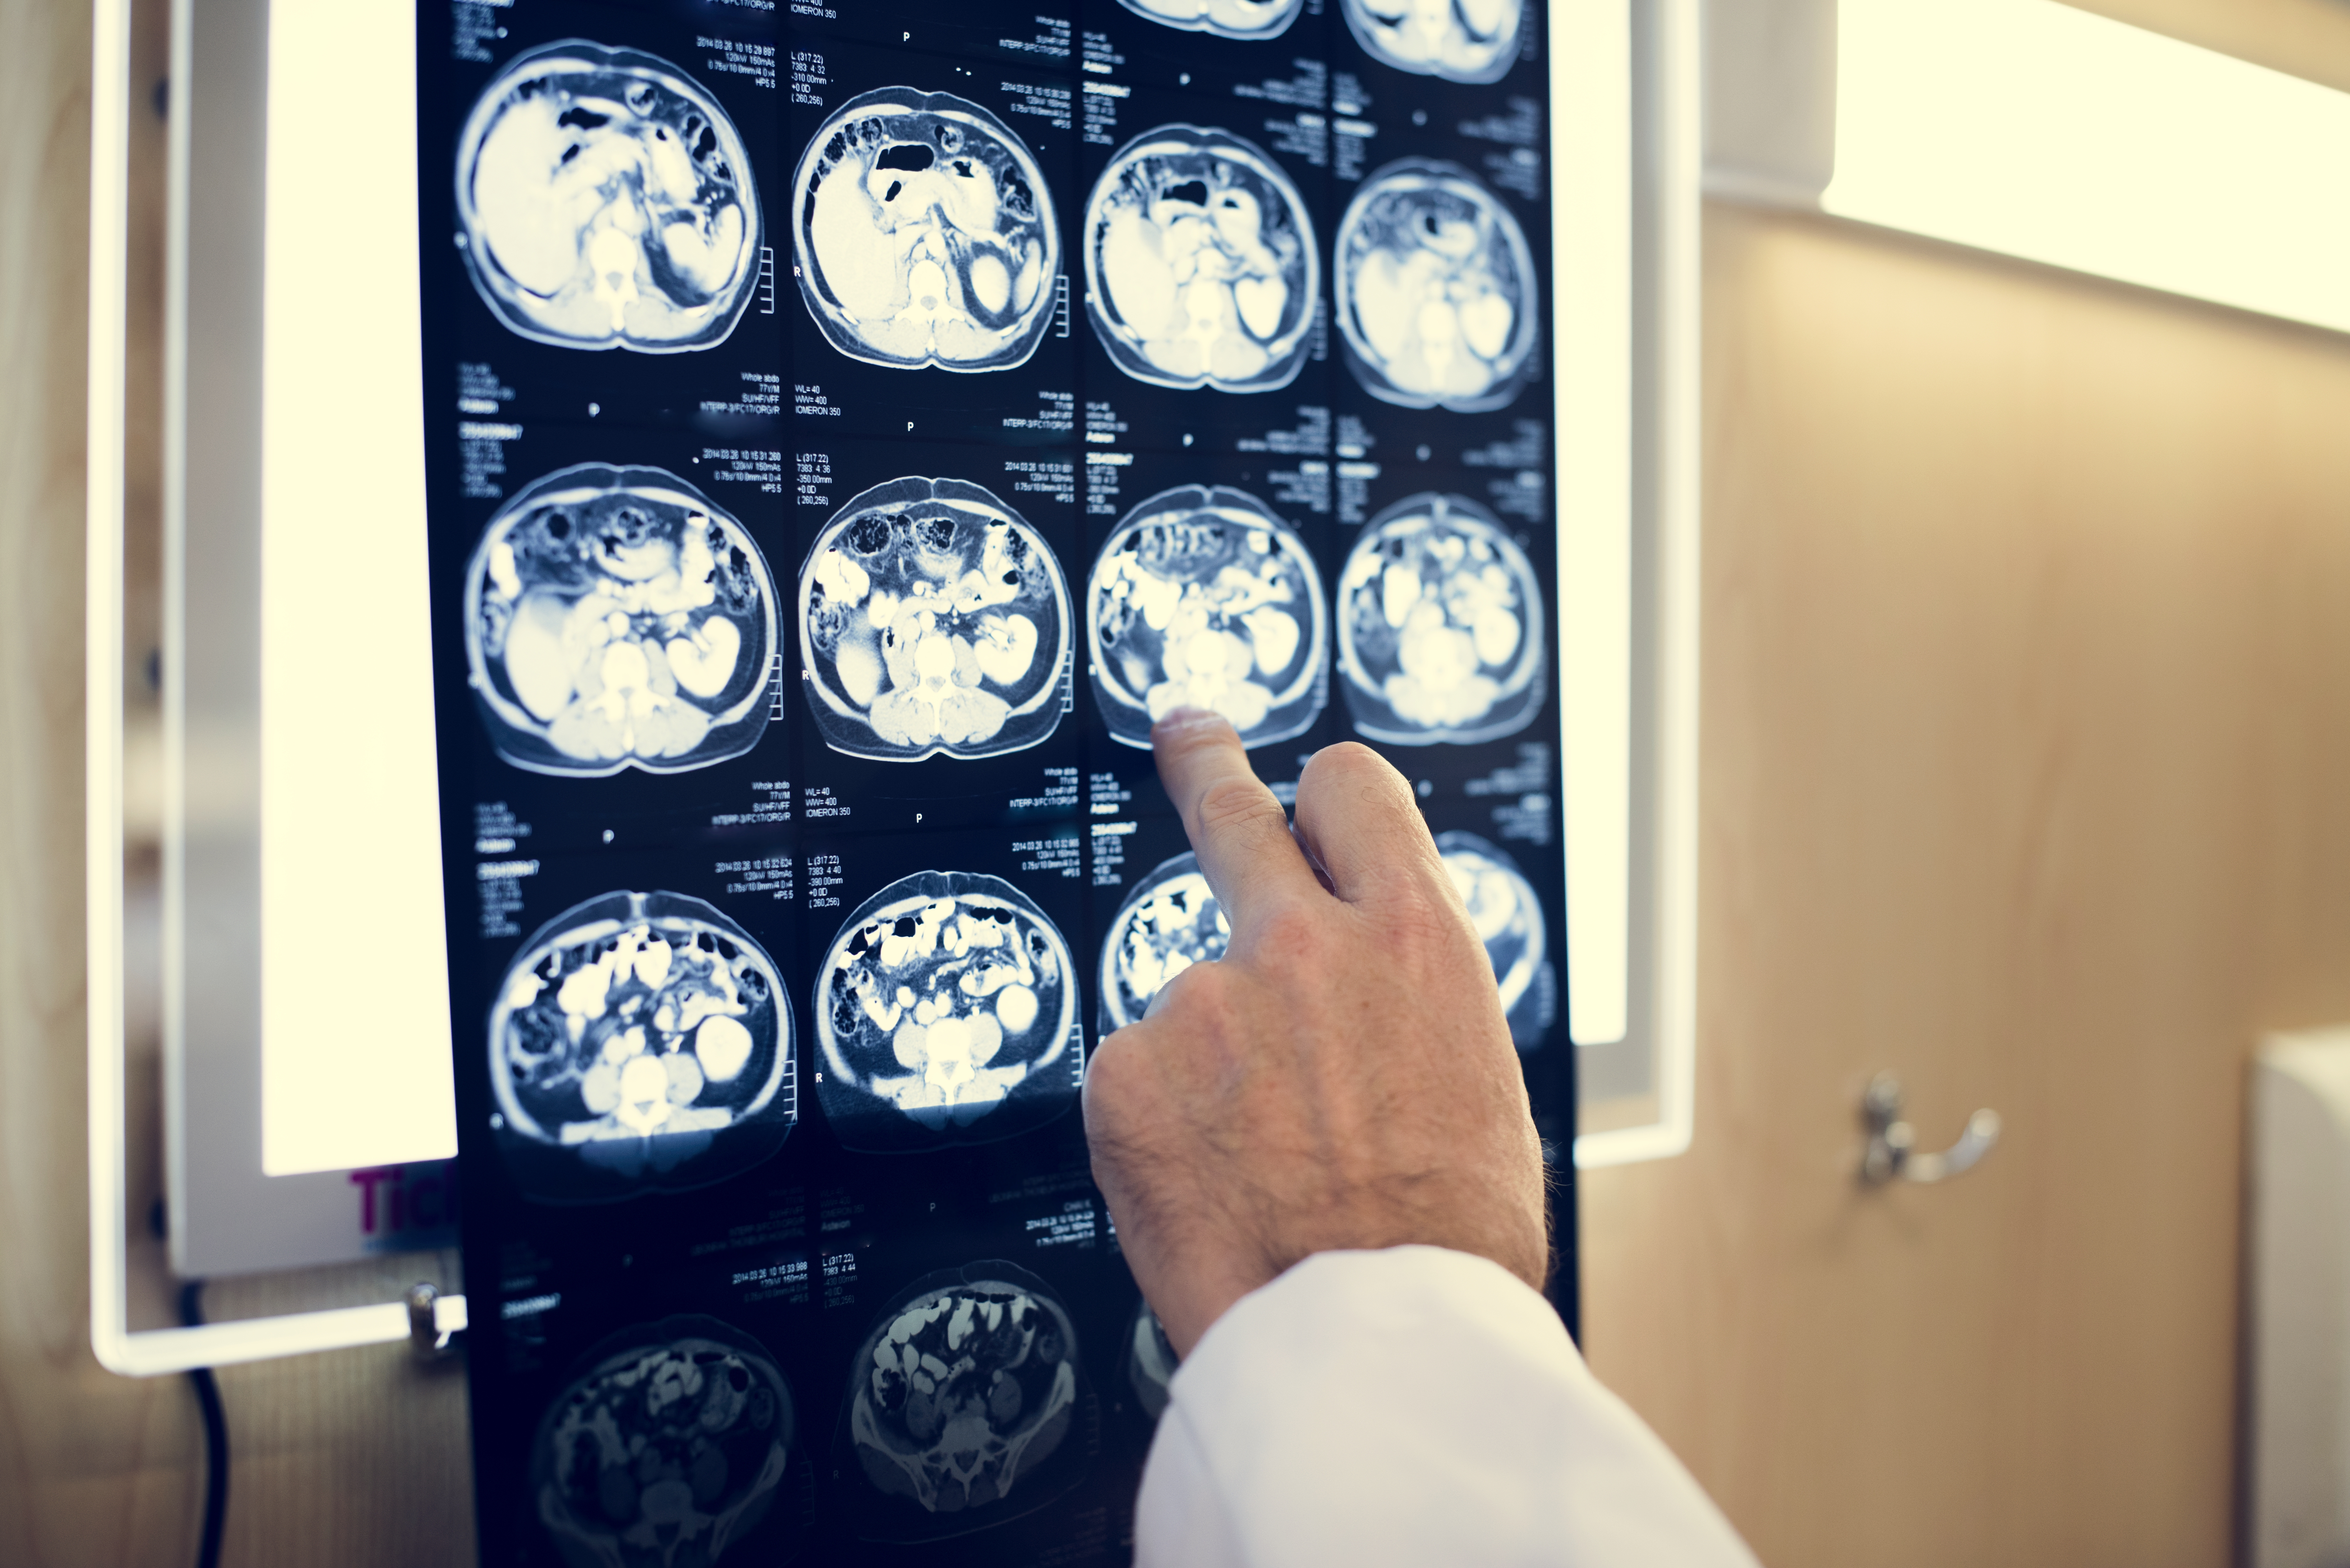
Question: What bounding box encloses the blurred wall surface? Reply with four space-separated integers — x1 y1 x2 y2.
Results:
8 0 2350 1564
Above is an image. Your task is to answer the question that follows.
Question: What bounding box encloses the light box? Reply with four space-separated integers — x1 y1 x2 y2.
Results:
89 0 1702 1371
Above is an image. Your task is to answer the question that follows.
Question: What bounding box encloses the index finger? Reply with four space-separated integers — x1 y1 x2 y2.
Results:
1151 708 1323 937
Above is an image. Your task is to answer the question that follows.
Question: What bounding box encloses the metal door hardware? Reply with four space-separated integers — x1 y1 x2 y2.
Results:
407 1283 465 1361
1859 1073 2001 1187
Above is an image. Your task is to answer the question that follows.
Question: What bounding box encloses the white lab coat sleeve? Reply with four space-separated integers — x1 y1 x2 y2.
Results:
1133 1246 1760 1568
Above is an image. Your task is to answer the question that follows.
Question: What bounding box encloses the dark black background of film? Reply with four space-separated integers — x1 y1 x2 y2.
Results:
419 1 1573 1563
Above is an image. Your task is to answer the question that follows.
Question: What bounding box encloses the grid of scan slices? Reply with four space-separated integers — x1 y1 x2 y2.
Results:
419 0 1565 1562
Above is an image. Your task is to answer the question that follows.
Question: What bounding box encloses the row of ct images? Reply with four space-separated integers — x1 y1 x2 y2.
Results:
466 466 1547 778
487 835 1552 1204
1119 0 1530 81
524 1270 1184 1561
456 45 1542 414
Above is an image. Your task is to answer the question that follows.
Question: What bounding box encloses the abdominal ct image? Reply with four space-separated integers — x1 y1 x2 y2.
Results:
1098 852 1229 1035
800 480 1071 761
1116 0 1305 38
532 1316 799 1568
1436 831 1555 1050
839 1263 1089 1540
1084 128 1318 393
815 873 1081 1153
1338 493 1545 744
1089 486 1328 748
793 90 1059 372
465 465 778 776
457 43 761 351
490 893 796 1201
1336 161 1538 412
1341 0 1526 83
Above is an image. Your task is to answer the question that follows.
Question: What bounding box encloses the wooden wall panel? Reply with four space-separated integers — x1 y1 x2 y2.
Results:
1578 206 2350 1567
0 1 203 1563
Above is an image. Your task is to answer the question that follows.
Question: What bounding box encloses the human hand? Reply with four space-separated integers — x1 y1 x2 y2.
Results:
1082 708 1550 1357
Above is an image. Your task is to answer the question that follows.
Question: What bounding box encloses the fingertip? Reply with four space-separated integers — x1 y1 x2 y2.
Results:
1151 706 1236 750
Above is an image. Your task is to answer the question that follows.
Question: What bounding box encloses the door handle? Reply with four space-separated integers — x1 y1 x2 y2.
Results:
1859 1072 2001 1187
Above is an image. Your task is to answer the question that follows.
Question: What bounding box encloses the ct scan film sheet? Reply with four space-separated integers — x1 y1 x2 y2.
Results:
417 0 1573 1561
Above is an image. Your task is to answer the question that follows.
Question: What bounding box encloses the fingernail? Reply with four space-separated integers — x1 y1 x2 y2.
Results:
1152 706 1228 740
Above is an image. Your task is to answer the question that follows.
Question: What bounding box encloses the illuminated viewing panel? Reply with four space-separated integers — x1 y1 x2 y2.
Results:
100 0 1692 1388
257 0 454 1178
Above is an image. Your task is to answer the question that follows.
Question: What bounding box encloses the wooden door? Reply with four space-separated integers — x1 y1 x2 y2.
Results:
1577 202 2350 1566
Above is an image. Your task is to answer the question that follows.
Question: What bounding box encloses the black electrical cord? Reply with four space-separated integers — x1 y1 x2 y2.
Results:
177 1281 228 1568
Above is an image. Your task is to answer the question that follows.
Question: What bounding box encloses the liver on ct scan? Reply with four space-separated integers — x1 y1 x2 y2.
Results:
1337 492 1546 744
1083 128 1319 394
1336 160 1538 413
465 465 778 777
1340 0 1526 83
1088 485 1328 749
1114 0 1308 38
457 43 763 352
490 892 796 1201
792 89 1061 373
799 479 1072 762
531 1315 798 1568
814 873 1082 1153
840 1263 1088 1540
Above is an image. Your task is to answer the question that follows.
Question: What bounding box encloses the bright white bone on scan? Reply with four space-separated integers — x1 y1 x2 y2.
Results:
1341 0 1525 83
490 893 794 1186
1117 0 1305 38
1084 129 1318 393
1098 854 1231 1032
850 1278 1079 1517
459 44 760 349
818 876 1077 1138
1336 161 1538 412
793 89 1059 371
1336 493 1546 745
1088 486 1328 748
1436 830 1552 1049
800 479 1071 762
467 466 778 776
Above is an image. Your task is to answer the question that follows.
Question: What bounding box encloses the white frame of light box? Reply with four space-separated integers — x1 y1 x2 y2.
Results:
85 0 1703 1372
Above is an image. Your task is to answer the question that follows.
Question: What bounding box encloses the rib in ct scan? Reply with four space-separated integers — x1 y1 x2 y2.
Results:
531 1316 797 1568
1336 160 1539 412
490 893 797 1200
814 873 1082 1151
1088 485 1328 749
1097 852 1229 1035
1437 831 1555 1050
1083 128 1319 394
843 1264 1088 1537
465 465 777 776
1337 493 1546 744
1340 0 1526 83
457 42 763 350
1114 0 1307 38
793 89 1061 372
799 479 1072 762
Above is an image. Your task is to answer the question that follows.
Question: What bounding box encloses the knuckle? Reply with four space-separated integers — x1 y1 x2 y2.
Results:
1383 883 1471 964
1193 774 1282 840
1249 901 1326 967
